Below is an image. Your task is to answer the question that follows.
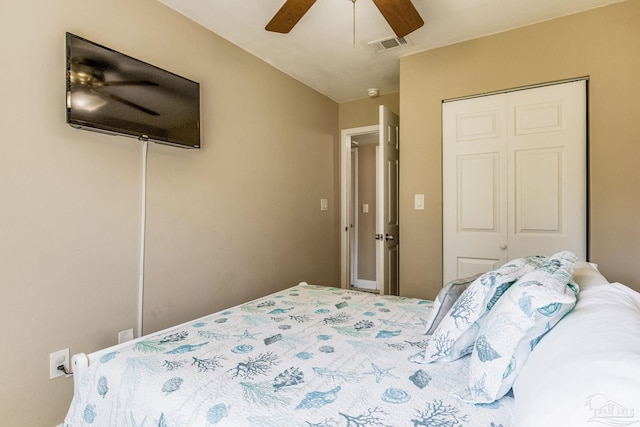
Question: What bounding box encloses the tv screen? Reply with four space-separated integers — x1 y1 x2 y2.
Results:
66 32 200 149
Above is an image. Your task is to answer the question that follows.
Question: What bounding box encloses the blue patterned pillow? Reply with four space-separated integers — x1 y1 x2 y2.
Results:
454 251 578 404
424 274 482 335
410 256 546 364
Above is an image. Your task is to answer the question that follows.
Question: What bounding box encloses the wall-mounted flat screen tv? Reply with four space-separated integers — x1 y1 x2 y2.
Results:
66 32 200 149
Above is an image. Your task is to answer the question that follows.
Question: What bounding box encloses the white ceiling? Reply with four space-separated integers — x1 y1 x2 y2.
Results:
158 0 624 103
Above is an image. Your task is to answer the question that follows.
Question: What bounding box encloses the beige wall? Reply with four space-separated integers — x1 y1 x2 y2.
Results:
0 1 338 425
339 92 399 130
400 0 640 299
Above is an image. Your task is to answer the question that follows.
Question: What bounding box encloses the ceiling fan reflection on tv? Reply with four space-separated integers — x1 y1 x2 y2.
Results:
265 0 424 38
69 58 160 116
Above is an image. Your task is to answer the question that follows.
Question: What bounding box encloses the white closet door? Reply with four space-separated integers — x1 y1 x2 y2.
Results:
443 96 509 280
506 82 587 260
443 80 587 283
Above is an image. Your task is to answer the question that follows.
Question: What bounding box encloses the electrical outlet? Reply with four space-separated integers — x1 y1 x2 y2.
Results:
118 328 134 344
49 348 70 379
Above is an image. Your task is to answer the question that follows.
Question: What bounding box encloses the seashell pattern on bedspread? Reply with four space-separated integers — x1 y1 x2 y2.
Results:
64 283 514 426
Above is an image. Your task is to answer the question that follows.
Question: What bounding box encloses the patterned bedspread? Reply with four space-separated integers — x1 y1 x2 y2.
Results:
64 283 514 426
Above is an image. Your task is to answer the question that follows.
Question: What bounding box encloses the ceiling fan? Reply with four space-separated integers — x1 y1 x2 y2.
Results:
265 0 424 38
69 58 160 116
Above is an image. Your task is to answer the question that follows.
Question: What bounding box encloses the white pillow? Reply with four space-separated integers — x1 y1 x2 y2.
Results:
424 274 481 335
513 282 640 427
572 261 609 291
455 250 578 403
410 256 546 364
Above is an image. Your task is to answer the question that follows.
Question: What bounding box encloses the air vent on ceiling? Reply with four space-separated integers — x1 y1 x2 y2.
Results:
368 36 410 54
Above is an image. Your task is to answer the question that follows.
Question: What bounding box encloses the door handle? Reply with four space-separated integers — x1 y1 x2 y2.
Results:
385 233 395 241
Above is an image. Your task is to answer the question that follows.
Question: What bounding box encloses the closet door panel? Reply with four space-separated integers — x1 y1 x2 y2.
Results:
443 99 508 283
515 148 562 233
456 257 501 280
458 154 499 232
507 81 587 260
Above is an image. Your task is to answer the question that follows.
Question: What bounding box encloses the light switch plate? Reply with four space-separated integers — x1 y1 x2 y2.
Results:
414 194 425 210
320 198 328 211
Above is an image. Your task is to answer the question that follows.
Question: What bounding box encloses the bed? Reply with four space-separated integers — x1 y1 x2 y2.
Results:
64 252 640 426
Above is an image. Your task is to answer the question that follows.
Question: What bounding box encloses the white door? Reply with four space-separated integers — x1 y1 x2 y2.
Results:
443 80 587 283
377 105 400 295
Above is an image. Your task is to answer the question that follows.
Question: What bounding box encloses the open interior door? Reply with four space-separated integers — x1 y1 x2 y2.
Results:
376 105 400 295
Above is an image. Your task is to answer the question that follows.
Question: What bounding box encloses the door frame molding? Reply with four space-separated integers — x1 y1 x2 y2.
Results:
340 125 379 289
350 147 359 286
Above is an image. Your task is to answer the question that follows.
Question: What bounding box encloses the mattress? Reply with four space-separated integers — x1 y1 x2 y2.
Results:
64 283 514 426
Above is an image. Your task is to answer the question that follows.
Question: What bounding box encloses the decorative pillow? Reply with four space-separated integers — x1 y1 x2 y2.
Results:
424 274 482 335
513 282 640 427
410 255 546 364
572 261 609 291
454 250 578 404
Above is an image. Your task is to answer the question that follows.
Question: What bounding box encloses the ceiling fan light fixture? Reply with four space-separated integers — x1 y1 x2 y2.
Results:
69 90 107 112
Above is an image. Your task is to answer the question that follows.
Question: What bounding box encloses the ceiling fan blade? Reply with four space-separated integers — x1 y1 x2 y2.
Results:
372 0 424 38
97 90 160 116
266 0 317 33
102 80 159 87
